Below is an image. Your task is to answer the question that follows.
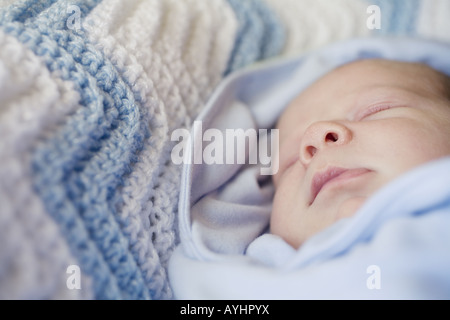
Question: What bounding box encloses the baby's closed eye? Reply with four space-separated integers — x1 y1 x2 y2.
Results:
354 102 411 121
358 104 394 120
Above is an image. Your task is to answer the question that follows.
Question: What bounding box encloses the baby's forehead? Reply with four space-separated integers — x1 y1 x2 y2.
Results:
276 59 450 129
330 59 449 91
295 59 447 104
291 59 402 101
332 58 423 73
324 59 441 83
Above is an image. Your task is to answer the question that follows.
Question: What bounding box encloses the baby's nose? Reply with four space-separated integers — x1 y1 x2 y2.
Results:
299 121 352 165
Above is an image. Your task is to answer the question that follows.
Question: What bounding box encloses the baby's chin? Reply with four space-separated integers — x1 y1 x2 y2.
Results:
335 196 367 221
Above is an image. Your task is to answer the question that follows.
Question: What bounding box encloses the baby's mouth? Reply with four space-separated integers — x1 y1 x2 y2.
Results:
309 167 371 205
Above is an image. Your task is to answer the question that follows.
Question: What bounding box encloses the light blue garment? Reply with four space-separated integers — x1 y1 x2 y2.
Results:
169 37 450 299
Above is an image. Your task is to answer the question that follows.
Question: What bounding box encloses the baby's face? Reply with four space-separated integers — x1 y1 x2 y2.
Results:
271 59 450 249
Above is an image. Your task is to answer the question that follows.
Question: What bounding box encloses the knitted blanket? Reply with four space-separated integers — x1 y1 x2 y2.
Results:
0 0 449 300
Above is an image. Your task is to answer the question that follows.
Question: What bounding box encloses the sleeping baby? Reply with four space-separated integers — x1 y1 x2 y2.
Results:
271 59 450 248
170 38 450 299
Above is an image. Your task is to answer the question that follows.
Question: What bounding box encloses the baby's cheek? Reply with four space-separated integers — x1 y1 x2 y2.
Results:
271 172 281 189
270 187 298 237
270 190 288 233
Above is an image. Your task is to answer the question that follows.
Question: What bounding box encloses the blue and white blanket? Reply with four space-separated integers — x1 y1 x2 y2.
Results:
0 0 449 300
169 37 450 299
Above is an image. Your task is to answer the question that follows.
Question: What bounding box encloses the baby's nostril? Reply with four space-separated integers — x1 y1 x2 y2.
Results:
307 146 317 157
325 132 338 142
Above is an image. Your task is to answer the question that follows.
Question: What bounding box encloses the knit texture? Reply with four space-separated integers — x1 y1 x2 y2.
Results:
83 0 238 299
417 0 450 43
224 0 285 74
0 28 92 300
264 0 370 56
0 0 449 300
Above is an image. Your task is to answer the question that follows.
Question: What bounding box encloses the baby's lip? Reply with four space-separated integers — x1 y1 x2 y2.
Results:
309 167 371 205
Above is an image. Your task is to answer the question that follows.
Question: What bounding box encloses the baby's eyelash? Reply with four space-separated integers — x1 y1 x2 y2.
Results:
358 104 393 120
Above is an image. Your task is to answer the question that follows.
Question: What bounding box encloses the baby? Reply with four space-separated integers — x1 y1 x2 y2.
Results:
271 59 450 249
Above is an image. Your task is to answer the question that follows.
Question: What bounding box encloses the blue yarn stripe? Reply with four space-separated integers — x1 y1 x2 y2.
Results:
256 0 286 60
0 0 152 299
0 0 58 23
225 0 286 74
